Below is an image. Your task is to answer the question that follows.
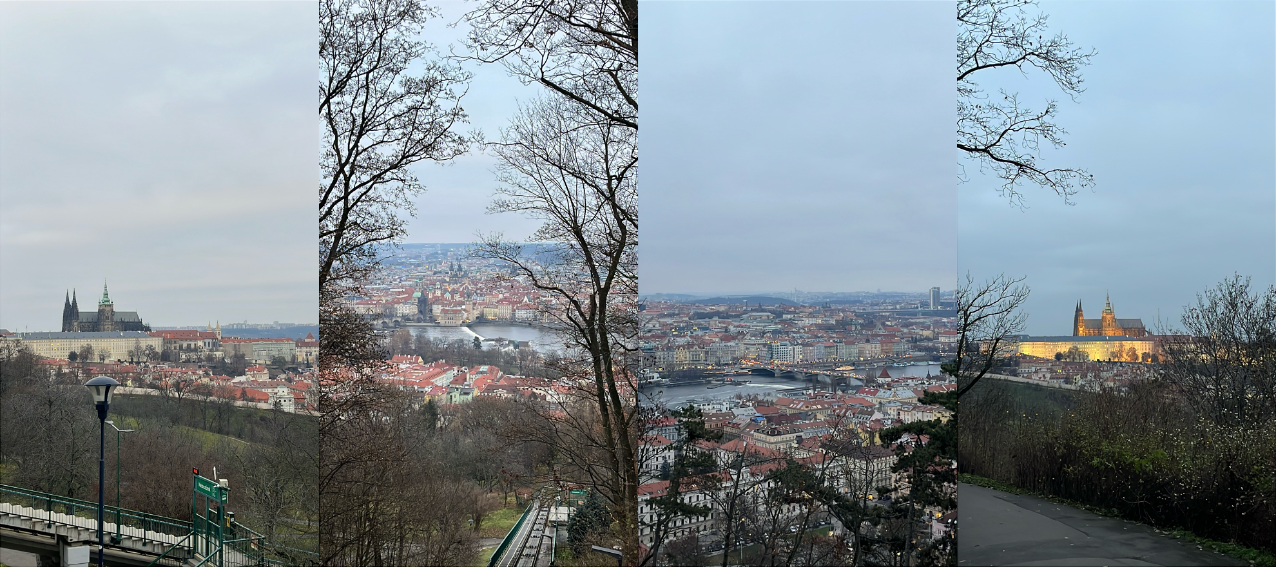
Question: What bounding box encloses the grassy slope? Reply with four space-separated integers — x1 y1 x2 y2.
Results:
480 505 526 539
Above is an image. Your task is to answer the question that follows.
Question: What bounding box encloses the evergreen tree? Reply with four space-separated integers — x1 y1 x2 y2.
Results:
567 490 610 554
420 398 439 432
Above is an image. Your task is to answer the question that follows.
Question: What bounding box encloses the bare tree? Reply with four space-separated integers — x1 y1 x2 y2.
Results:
462 0 637 131
1157 274 1276 427
951 273 1030 397
473 91 639 560
0 349 98 498
318 1 475 554
319 0 471 290
958 0 1095 205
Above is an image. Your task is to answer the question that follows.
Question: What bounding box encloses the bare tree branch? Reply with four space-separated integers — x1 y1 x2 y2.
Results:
320 0 472 290
950 273 1030 398
958 0 1095 206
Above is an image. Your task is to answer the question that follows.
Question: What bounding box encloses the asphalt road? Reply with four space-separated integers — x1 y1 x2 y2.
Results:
958 482 1244 566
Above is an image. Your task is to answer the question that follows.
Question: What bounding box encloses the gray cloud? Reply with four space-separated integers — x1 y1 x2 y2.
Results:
0 2 316 331
958 0 1276 335
641 1 954 295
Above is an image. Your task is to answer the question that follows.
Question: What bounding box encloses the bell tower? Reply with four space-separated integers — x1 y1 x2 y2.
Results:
97 280 115 332
1100 292 1117 336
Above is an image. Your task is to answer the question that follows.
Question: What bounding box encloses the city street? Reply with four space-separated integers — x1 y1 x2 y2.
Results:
958 482 1242 566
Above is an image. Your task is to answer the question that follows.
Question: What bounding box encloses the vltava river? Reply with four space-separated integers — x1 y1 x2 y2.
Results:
411 323 562 353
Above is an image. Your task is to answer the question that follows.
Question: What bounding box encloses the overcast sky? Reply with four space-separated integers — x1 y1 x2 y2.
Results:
401 1 543 244
641 1 953 296
958 0 1276 335
0 2 315 331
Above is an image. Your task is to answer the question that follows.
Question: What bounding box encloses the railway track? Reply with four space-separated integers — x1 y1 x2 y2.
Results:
494 498 555 567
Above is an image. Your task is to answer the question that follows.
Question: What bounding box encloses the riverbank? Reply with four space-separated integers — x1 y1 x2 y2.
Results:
408 321 561 354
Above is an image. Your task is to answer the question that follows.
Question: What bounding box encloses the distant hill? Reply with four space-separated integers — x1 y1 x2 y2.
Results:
396 242 558 262
641 293 705 302
167 325 320 340
683 296 799 306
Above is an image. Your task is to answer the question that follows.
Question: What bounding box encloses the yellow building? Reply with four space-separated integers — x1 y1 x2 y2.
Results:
1017 335 1155 362
3 331 163 361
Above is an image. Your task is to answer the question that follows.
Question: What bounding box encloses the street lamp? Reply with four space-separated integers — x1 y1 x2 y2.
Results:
85 376 120 567
104 420 135 545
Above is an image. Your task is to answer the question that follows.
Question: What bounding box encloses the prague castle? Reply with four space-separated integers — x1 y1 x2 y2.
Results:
1017 293 1156 363
1072 293 1147 338
61 281 150 332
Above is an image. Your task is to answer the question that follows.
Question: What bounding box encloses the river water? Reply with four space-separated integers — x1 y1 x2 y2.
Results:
642 363 944 408
411 323 563 354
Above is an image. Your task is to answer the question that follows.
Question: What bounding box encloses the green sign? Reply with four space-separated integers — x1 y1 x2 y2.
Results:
195 476 225 503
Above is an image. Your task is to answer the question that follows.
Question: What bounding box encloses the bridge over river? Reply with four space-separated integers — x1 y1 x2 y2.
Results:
0 481 315 566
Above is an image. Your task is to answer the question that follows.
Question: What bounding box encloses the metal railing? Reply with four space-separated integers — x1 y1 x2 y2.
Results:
224 520 319 567
2 484 318 567
147 532 197 567
0 483 190 547
487 494 539 567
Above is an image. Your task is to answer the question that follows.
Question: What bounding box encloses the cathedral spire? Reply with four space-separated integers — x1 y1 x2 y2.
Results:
100 280 112 306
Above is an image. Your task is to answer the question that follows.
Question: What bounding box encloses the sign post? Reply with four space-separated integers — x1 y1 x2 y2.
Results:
192 469 227 565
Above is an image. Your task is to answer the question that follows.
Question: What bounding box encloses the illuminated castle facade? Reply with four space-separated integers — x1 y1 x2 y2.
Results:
1073 294 1147 338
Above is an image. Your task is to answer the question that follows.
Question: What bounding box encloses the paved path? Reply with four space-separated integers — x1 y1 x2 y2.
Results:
958 482 1243 566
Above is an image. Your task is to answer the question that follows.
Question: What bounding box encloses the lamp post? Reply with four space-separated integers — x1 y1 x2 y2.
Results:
104 420 134 545
85 376 120 567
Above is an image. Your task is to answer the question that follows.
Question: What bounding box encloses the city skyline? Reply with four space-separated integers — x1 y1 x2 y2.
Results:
956 0 1276 336
0 2 316 331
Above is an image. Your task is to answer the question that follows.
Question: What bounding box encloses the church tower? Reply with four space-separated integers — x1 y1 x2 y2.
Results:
62 291 75 332
1072 300 1085 336
97 281 115 332
1100 292 1117 336
70 290 81 331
